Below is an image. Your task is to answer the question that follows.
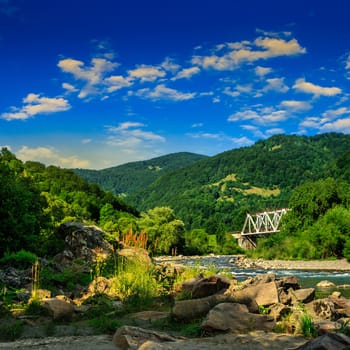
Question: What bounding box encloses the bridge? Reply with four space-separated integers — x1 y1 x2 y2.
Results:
234 208 289 249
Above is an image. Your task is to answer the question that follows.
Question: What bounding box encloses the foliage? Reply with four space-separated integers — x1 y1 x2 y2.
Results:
138 207 185 255
110 257 159 311
300 313 318 337
74 152 208 196
0 250 38 269
0 320 24 341
88 316 122 334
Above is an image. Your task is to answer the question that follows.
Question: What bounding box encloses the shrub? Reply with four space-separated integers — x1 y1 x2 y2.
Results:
0 250 38 269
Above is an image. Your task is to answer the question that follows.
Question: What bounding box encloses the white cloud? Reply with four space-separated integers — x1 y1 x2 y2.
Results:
293 78 342 96
241 124 265 138
263 78 289 93
58 57 118 98
161 57 181 73
134 84 196 101
191 35 306 71
16 146 91 168
172 66 200 80
62 82 78 93
128 65 166 82
255 66 272 77
1 93 71 121
279 100 312 111
228 108 288 125
320 118 350 133
266 127 285 135
188 131 253 147
106 121 165 151
105 75 132 92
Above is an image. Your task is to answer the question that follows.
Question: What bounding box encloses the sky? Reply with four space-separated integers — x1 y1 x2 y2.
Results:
1 0 350 169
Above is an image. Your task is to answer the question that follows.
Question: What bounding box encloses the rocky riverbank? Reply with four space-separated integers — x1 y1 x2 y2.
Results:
154 255 350 271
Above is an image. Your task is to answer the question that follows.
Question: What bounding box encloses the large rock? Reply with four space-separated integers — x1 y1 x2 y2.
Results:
291 288 315 304
117 246 152 266
201 302 275 334
329 293 350 317
181 275 231 299
296 332 350 350
226 281 279 307
172 293 229 321
42 298 75 320
54 222 113 265
112 325 183 350
305 299 337 321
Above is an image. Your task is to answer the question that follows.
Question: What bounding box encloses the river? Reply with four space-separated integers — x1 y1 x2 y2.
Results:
155 255 350 298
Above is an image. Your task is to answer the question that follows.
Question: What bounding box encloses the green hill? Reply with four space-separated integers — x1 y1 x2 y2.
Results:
74 152 208 196
128 133 350 233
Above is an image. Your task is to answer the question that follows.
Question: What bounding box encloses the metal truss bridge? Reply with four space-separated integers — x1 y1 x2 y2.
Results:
241 208 289 236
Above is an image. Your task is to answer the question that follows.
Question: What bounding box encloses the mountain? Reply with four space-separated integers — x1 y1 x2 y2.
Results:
127 133 350 233
74 152 208 196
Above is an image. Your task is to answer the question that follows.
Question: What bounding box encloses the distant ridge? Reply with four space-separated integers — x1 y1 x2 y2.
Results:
74 152 208 196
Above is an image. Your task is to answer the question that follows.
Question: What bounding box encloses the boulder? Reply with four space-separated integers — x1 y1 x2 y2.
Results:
317 280 337 288
269 303 291 321
54 222 113 265
291 288 315 304
42 298 75 320
295 332 350 350
112 325 183 350
117 246 152 266
329 293 350 317
188 275 231 299
201 302 275 334
226 281 279 307
305 299 337 321
172 293 229 321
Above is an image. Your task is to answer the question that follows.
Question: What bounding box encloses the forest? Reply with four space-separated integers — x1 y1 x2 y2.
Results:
2 132 350 260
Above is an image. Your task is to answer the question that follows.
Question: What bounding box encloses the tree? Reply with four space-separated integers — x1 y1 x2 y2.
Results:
138 207 185 255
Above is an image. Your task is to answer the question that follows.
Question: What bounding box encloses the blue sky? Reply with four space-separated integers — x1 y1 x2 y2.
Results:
1 0 350 169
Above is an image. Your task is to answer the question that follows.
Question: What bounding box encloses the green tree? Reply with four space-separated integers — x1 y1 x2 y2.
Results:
138 207 185 255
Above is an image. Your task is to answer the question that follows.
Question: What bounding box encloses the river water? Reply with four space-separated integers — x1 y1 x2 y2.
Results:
156 255 350 298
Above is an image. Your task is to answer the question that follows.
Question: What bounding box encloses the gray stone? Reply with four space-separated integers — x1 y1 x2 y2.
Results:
201 302 275 334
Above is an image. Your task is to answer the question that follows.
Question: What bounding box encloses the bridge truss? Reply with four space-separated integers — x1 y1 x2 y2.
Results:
241 208 289 236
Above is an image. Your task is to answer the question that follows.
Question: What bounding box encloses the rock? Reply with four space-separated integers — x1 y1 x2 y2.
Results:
118 247 152 266
315 320 340 334
112 325 183 350
188 275 231 299
291 288 315 304
138 341 172 350
317 280 337 288
87 276 112 295
329 293 350 317
172 293 228 321
226 281 279 307
295 332 350 350
42 298 75 320
269 303 291 321
54 222 113 265
306 299 337 321
201 302 275 334
276 275 300 290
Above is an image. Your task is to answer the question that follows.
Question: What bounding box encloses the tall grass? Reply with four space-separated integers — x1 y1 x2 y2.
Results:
110 257 159 310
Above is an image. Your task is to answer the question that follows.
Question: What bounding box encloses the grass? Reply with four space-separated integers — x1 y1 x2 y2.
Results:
0 320 24 341
299 313 318 338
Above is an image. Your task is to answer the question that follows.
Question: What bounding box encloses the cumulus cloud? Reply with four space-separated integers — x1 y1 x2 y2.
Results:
263 78 289 93
128 65 166 82
279 100 312 111
62 82 78 93
255 66 272 77
191 35 306 71
106 121 165 150
134 84 196 101
346 54 350 70
105 75 132 92
1 93 71 121
16 146 91 168
228 107 288 125
293 78 342 96
172 66 200 80
58 57 118 98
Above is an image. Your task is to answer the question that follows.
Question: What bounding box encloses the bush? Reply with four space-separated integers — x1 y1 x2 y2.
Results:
0 250 38 269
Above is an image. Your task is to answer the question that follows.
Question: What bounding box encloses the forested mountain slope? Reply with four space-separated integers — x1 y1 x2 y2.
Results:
74 152 207 196
128 133 350 232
